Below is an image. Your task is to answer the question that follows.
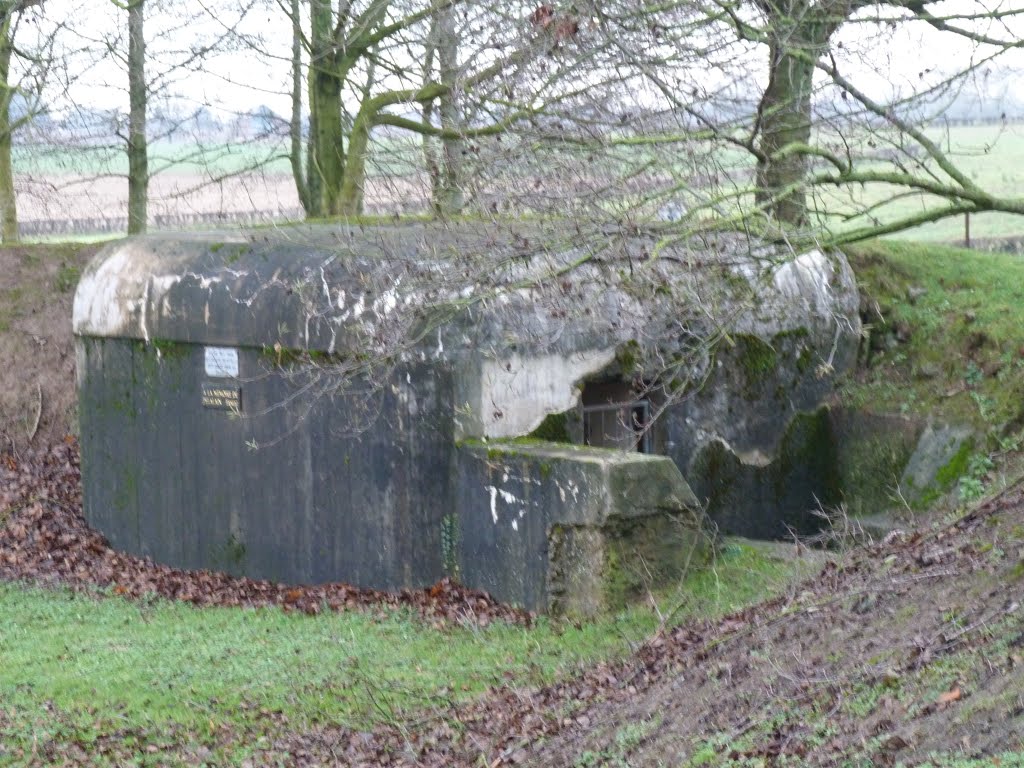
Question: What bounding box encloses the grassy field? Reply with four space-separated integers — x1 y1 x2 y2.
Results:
12 123 1023 242
0 540 823 763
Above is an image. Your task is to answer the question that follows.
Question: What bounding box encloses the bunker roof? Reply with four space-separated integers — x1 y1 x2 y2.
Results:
72 222 855 361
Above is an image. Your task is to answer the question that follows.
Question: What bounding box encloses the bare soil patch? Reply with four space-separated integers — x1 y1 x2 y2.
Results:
0 243 101 455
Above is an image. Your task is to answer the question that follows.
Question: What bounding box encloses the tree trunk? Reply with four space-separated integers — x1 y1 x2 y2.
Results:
290 0 312 215
338 106 370 216
753 0 838 228
127 0 148 235
435 4 463 216
309 0 345 216
0 16 18 244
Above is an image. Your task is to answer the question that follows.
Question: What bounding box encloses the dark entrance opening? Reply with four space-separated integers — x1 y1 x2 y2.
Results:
581 380 652 453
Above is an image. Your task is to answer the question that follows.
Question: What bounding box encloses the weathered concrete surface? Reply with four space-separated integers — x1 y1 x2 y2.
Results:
73 222 861 598
77 337 456 588
72 225 860 452
829 408 924 517
687 405 976 538
455 441 706 615
687 408 841 539
900 423 975 506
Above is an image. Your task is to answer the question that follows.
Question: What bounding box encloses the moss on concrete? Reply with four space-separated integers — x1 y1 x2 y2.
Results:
210 534 247 575
733 334 777 399
601 514 708 610
440 513 460 580
615 340 642 376
796 346 814 374
933 439 973 487
837 432 916 517
774 406 842 511
150 338 191 359
915 438 974 509
527 411 572 443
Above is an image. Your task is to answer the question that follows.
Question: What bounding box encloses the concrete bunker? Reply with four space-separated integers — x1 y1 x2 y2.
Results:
73 224 863 614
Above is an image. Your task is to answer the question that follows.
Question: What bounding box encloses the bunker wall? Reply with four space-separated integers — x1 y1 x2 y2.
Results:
77 336 456 588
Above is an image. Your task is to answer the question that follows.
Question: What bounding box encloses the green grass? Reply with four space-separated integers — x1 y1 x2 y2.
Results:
840 239 1024 433
0 539 820 761
13 140 292 178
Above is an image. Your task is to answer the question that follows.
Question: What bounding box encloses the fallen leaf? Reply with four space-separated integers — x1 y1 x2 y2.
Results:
937 686 962 705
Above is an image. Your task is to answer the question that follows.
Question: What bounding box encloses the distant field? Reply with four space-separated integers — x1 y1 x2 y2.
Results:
9 123 1024 240
811 123 1024 242
13 135 425 179
12 136 430 236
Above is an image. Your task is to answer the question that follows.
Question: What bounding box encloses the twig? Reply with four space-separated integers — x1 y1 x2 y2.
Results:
28 383 42 443
0 430 19 462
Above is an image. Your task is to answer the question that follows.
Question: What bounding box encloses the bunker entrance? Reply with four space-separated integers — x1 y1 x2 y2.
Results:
581 380 652 454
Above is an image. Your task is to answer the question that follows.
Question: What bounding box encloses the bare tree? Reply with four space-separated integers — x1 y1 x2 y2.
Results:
0 0 48 242
281 0 589 218
688 0 1024 236
463 0 1024 245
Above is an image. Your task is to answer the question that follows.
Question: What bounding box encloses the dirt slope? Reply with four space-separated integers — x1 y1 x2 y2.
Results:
250 487 1024 766
521 491 1024 766
0 243 102 454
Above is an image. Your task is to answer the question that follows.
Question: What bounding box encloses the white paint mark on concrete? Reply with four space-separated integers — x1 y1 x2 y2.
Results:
73 247 135 336
488 486 499 524
373 279 401 318
351 294 365 319
772 250 833 312
498 489 519 505
320 266 331 305
139 279 151 343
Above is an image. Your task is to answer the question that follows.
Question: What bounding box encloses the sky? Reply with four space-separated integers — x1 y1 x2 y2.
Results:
13 0 1024 125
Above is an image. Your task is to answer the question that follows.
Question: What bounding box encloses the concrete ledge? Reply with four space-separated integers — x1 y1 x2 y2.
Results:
454 440 708 615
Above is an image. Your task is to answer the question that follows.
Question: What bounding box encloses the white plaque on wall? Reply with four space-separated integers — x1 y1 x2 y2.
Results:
204 346 239 378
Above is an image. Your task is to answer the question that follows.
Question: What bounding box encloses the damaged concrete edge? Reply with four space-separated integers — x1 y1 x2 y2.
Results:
454 348 617 440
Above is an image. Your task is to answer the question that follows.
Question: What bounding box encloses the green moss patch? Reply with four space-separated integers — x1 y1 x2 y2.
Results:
732 334 778 399
528 411 572 443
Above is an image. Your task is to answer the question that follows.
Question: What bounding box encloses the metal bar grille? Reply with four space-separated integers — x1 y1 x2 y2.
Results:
582 399 651 453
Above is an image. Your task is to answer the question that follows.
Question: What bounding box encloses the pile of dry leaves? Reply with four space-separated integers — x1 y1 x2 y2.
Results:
0 439 529 627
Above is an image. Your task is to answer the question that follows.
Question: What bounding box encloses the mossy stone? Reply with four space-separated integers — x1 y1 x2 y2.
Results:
733 334 777 399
